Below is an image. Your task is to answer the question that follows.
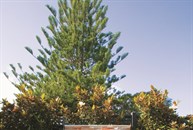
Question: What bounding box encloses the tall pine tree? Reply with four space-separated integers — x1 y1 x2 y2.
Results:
5 0 128 104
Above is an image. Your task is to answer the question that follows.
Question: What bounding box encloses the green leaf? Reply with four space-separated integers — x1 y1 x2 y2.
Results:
37 72 43 78
110 68 116 73
29 66 34 72
3 72 9 79
116 46 123 54
37 56 46 66
120 75 126 79
12 70 18 77
25 46 33 55
36 35 41 45
115 55 121 63
17 63 22 70
44 48 51 55
46 5 57 17
121 52 128 60
41 27 49 38
108 60 115 69
38 49 47 58
10 64 16 71
36 65 43 71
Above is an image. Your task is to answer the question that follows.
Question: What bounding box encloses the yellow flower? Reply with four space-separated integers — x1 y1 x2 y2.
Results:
92 105 95 110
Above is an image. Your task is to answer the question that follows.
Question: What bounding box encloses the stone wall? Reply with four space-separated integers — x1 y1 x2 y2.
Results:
64 125 131 130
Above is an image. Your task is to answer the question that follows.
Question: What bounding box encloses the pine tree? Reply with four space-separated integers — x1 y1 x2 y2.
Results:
5 0 128 104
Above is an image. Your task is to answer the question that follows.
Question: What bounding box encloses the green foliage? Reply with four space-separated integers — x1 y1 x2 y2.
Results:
69 85 116 124
0 85 133 128
2 0 131 126
0 85 67 130
170 115 193 129
4 0 128 106
69 85 134 124
134 85 179 130
133 86 193 130
3 0 192 128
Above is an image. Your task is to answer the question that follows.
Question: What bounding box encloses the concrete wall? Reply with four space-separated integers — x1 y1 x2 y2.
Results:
64 125 131 130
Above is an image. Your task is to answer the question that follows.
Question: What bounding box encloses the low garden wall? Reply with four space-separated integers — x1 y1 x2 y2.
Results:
64 125 131 130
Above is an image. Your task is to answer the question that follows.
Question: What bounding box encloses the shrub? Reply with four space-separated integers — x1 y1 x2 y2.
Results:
0 84 134 128
134 85 178 130
0 85 67 130
67 85 133 124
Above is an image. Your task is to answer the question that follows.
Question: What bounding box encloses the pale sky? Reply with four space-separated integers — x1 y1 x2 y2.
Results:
0 0 192 116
